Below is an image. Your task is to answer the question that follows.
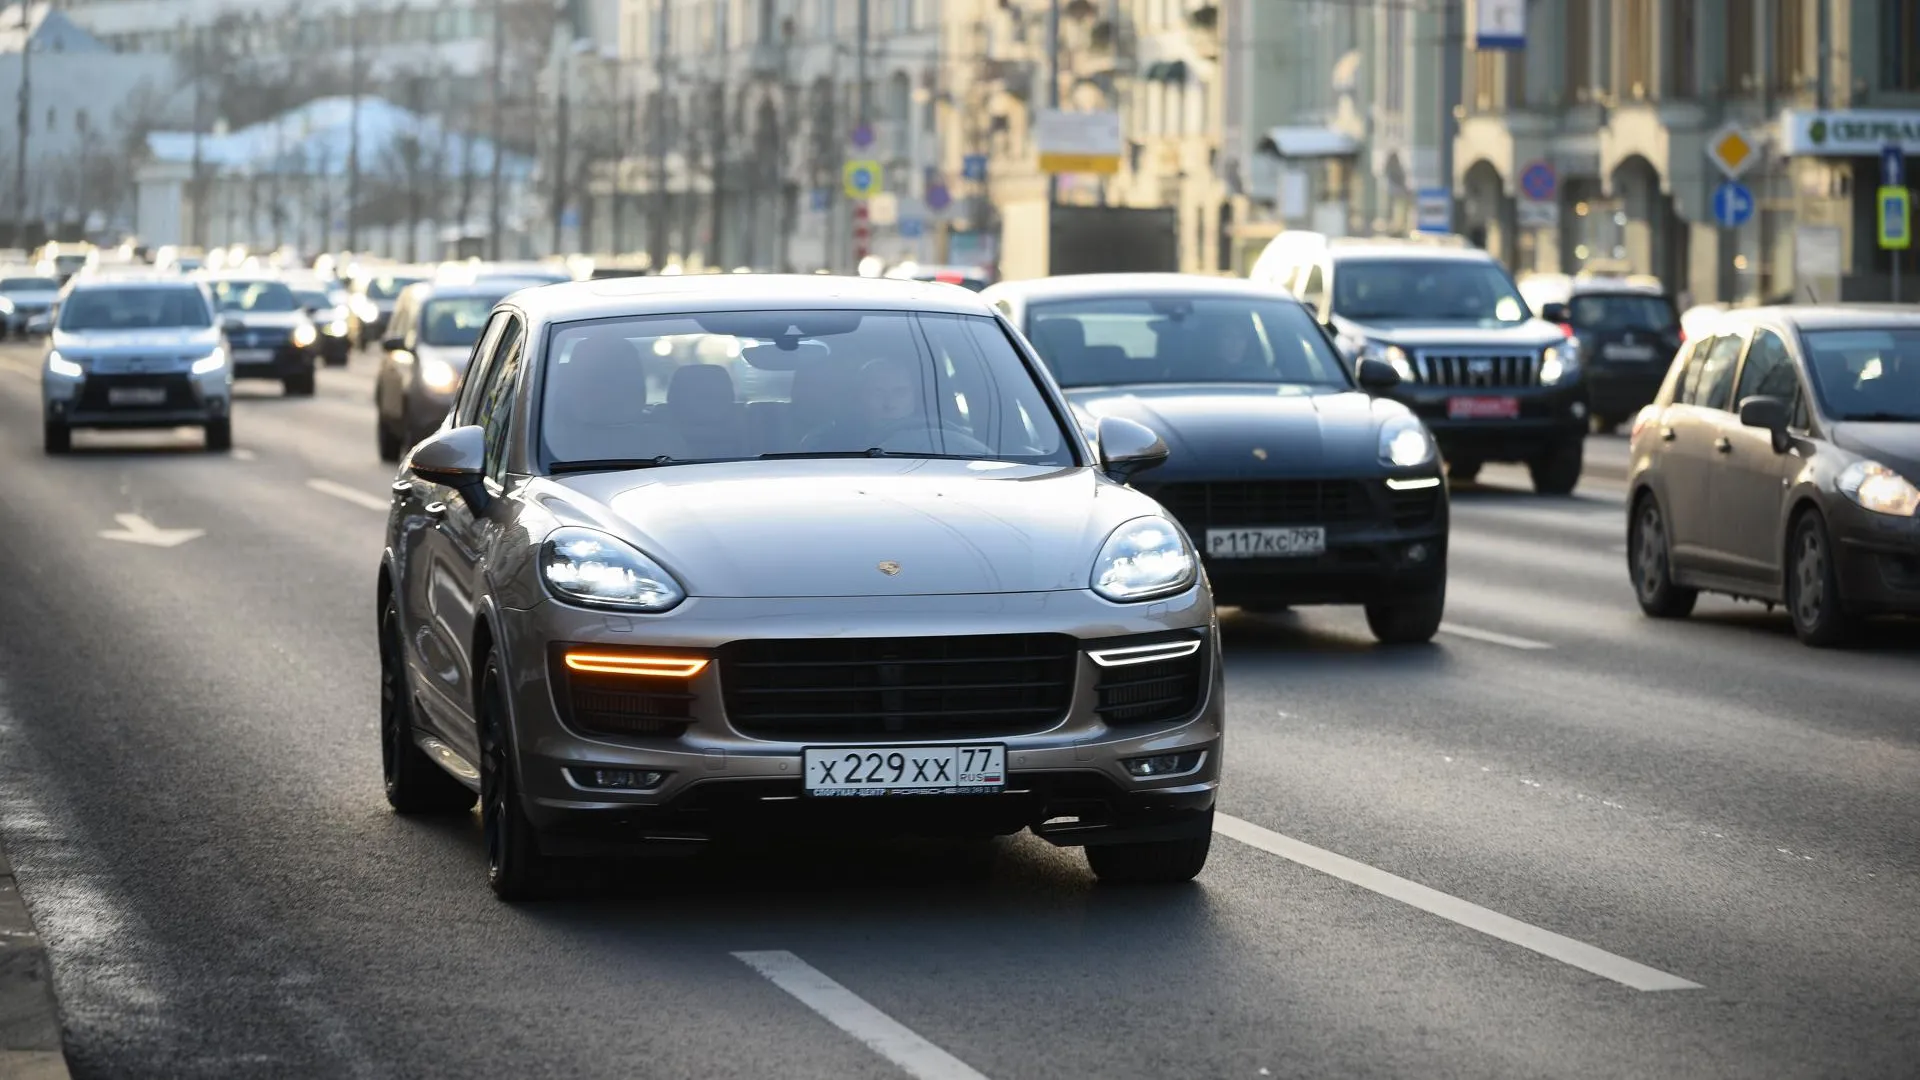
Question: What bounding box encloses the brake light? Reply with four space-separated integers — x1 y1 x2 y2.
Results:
935 271 964 285
1677 327 1687 343
1559 321 1575 338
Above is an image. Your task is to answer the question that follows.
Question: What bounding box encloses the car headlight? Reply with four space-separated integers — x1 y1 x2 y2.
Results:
291 323 317 348
1838 460 1920 517
46 350 82 378
418 353 459 393
1540 339 1581 386
1378 414 1436 468
352 297 380 321
1355 340 1415 381
326 319 349 337
540 526 687 611
1091 515 1197 602
190 347 228 375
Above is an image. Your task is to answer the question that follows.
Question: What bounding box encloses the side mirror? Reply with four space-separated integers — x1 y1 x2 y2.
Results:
222 318 246 335
381 336 405 352
407 424 490 511
1355 357 1403 391
1540 302 1570 323
1737 395 1791 453
1095 415 1169 481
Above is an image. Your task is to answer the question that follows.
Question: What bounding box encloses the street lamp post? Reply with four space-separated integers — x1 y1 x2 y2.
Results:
489 0 506 259
13 0 31 246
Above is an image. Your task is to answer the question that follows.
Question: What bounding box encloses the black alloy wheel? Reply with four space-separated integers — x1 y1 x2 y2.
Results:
480 652 551 900
284 368 317 396
1528 433 1585 495
379 597 476 814
1085 812 1214 885
1365 582 1446 645
1787 512 1857 647
1629 495 1697 618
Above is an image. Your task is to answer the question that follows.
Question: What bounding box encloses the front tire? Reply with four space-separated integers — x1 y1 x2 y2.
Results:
376 418 403 463
1447 459 1482 483
43 419 70 454
1787 512 1856 647
1365 582 1446 644
203 419 232 452
1629 494 1697 618
380 597 476 814
1086 816 1213 885
1528 433 1584 495
480 651 552 900
284 368 316 396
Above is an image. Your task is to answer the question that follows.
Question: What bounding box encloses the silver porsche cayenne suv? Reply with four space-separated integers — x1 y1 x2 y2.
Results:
377 275 1225 899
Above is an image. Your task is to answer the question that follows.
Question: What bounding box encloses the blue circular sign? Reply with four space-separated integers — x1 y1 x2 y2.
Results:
851 124 874 149
1520 161 1557 202
851 166 875 191
926 183 951 212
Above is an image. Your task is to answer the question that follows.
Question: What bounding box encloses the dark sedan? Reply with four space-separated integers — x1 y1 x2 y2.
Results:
205 276 321 396
981 274 1449 644
1531 279 1683 432
1627 306 1920 645
374 280 519 460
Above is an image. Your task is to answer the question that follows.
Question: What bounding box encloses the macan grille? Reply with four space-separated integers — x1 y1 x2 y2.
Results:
1092 635 1208 727
1388 485 1443 528
719 634 1077 741
1409 351 1541 388
1141 480 1374 528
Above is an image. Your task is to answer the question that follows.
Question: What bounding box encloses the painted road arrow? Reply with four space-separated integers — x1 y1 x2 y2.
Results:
98 513 204 548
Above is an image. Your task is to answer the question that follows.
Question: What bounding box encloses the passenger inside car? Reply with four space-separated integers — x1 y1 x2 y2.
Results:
545 331 689 462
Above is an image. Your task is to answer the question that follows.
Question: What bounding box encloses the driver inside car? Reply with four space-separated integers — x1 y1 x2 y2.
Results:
801 355 928 450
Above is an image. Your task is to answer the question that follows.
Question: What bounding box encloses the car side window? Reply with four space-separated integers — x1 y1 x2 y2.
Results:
477 318 527 481
1733 329 1801 408
1692 334 1744 411
454 313 511 425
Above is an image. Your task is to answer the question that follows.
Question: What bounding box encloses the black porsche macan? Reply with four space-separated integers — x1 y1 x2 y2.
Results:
980 274 1450 644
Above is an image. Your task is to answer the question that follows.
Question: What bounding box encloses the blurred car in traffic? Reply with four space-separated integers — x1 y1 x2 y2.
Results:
1 274 62 337
347 268 428 350
885 261 996 292
1521 273 1684 433
204 274 322 396
373 279 520 460
40 275 233 453
378 275 1221 898
983 274 1449 643
1627 306 1920 646
290 281 353 366
34 242 99 285
1252 233 1586 493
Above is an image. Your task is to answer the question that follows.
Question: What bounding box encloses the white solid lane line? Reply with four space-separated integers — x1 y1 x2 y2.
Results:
231 448 258 461
1437 622 1555 650
734 950 993 1080
305 478 391 513
1214 814 1701 992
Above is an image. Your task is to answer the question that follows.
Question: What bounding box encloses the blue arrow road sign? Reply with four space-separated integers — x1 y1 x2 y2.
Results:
1712 180 1755 228
1884 143 1906 188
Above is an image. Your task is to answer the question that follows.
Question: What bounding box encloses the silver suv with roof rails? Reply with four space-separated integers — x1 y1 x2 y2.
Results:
1253 233 1587 493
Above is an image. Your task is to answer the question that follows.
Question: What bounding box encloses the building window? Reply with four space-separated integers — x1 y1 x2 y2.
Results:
1886 1 1920 91
1667 1 1697 98
1726 0 1756 94
1621 0 1654 100
1563 0 1592 102
1473 48 1500 111
1773 0 1809 94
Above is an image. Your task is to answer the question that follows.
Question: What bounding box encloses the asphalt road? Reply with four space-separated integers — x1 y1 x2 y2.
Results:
0 343 1915 1079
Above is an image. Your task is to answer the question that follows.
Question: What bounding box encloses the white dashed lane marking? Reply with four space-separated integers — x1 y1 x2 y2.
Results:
1437 623 1555 650
1215 814 1701 992
734 950 993 1080
306 478 391 513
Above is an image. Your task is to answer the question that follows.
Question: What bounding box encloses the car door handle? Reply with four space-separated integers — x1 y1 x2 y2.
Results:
1714 437 1732 454
1659 426 1675 442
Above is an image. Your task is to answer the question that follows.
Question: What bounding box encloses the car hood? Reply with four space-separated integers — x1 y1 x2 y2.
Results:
52 327 222 356
1066 384 1395 480
1333 316 1563 351
1830 422 1920 477
224 311 308 329
541 459 1155 597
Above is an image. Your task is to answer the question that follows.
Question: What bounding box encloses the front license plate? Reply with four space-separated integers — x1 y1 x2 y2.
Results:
1602 343 1657 361
803 744 1006 796
107 387 166 405
1448 395 1520 419
231 349 274 363
1205 526 1327 559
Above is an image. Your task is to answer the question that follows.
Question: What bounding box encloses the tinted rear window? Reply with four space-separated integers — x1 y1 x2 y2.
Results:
1569 294 1678 331
0 277 58 291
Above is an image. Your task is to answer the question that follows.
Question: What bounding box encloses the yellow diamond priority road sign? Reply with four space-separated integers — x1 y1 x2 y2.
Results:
1707 123 1756 178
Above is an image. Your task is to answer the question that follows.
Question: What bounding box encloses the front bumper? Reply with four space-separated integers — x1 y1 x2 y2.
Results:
1834 506 1920 616
486 590 1224 852
44 369 231 428
1390 384 1586 462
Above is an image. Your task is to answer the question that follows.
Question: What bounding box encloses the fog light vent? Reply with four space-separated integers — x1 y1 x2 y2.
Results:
1123 751 1203 778
570 768 669 791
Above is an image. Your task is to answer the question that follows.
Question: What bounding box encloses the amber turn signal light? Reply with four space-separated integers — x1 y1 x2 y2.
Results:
562 653 709 678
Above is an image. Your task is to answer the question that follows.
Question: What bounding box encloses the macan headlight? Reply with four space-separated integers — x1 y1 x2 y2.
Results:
539 526 687 611
1092 515 1197 602
1378 414 1437 468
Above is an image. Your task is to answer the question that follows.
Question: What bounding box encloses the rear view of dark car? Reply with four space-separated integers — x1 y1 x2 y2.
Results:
1540 285 1683 432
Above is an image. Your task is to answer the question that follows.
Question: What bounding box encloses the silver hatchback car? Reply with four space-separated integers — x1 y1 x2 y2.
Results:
378 275 1224 898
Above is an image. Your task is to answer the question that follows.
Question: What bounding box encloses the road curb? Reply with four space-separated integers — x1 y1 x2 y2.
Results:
0 838 72 1080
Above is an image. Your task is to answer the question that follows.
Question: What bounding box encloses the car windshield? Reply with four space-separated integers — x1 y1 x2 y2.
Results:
0 277 58 291
1802 328 1920 422
421 296 500 346
213 280 298 312
366 276 424 300
57 287 211 331
1334 259 1531 325
294 290 334 310
1569 293 1678 331
1024 295 1352 388
539 309 1075 468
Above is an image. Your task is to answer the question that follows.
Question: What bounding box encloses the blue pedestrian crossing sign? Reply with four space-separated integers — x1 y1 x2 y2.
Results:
1711 180 1755 228
1878 186 1911 250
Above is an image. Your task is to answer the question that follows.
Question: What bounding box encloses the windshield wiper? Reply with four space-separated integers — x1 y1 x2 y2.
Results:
548 455 714 473
1839 412 1920 423
759 448 984 461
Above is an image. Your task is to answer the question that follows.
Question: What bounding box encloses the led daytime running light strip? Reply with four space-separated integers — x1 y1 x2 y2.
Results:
563 653 709 678
1088 639 1202 668
1386 476 1443 490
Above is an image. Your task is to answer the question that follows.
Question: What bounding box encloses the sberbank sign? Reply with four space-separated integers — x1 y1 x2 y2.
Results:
1781 109 1920 156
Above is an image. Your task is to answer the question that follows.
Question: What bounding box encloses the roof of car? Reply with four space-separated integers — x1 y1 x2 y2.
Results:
506 273 996 323
405 278 533 301
1323 242 1499 263
981 273 1295 303
66 274 205 290
1718 304 1920 331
